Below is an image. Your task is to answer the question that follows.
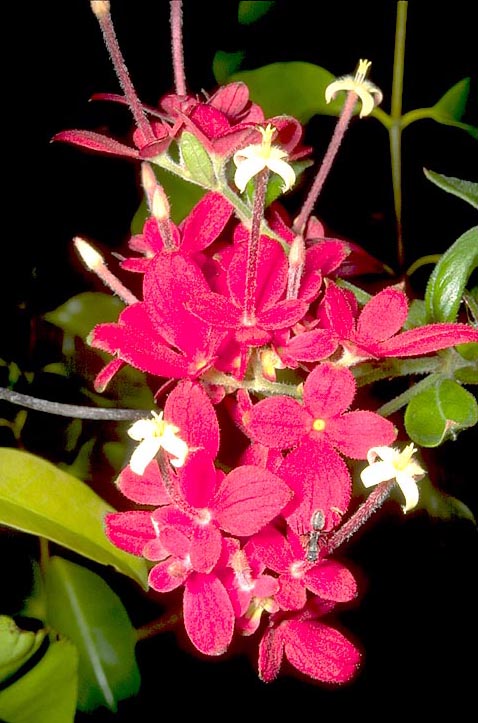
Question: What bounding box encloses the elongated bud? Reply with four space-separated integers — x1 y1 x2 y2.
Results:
90 1 110 18
141 163 158 209
287 234 306 299
73 237 139 305
152 186 170 222
74 236 103 270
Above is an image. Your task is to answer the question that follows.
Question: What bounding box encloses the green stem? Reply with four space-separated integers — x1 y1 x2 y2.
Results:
376 371 442 417
136 609 182 642
390 0 408 270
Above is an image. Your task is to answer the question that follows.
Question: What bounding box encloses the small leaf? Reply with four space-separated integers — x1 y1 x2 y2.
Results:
231 62 343 122
425 226 478 322
424 169 478 209
45 292 125 340
405 379 478 447
238 1 275 24
0 637 78 723
0 616 47 683
213 50 245 85
429 78 478 138
0 448 148 588
418 477 476 523
179 132 216 187
45 556 140 713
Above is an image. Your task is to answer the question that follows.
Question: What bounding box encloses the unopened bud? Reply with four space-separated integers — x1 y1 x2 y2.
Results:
152 186 170 221
141 162 157 208
90 1 110 18
74 237 103 270
289 235 305 268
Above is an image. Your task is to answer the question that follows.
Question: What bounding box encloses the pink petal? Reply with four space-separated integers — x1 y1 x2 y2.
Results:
303 362 356 419
177 449 217 507
227 236 288 311
305 560 357 602
283 619 361 683
318 282 355 338
276 573 307 611
104 511 155 556
281 329 338 363
246 396 310 449
209 82 251 116
183 573 235 655
213 466 292 536
165 380 220 459
116 461 170 505
356 287 409 343
190 525 222 573
53 130 139 158
305 240 348 277
149 558 190 592
258 299 308 330
94 358 125 392
377 323 478 357
258 626 286 682
327 410 396 460
250 525 293 573
180 192 234 253
280 438 352 534
186 291 243 328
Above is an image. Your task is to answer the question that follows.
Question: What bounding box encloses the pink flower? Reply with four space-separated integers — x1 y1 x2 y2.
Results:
258 598 361 684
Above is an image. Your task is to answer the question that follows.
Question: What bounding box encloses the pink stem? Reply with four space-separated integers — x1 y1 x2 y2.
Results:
170 1 187 96
243 169 269 324
293 92 358 234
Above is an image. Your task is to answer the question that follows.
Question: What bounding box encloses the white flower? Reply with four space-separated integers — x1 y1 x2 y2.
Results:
233 123 296 193
360 443 426 513
325 59 383 118
127 411 188 475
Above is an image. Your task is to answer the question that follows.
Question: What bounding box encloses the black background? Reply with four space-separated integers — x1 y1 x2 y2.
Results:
2 1 478 720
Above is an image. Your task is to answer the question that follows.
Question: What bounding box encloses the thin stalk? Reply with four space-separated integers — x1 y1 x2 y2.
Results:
390 1 408 270
170 1 187 96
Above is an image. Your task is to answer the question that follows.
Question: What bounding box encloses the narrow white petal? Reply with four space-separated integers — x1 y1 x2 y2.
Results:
234 157 266 192
128 418 154 441
267 158 296 192
366 446 396 464
360 461 396 488
325 78 351 104
162 431 189 467
129 438 161 475
357 89 375 118
396 473 420 513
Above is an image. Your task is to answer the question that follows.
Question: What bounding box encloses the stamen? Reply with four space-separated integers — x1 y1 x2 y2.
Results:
74 237 139 305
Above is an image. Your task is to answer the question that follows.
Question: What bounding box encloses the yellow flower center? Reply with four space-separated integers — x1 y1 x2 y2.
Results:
312 418 326 432
354 58 372 84
257 123 276 159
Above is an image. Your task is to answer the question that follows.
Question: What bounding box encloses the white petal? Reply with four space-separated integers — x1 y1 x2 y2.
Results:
366 446 396 465
234 157 266 192
127 418 154 442
129 437 161 475
267 158 296 192
356 88 375 118
360 461 396 488
325 78 351 104
396 473 420 513
161 430 189 468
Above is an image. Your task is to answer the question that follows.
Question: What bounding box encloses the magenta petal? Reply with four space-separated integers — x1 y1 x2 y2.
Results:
282 329 338 363
183 573 234 655
149 558 190 592
187 291 243 328
377 323 478 357
209 81 251 116
165 380 220 459
213 466 292 536
280 438 352 534
283 619 361 683
181 191 234 253
305 560 357 602
258 626 285 682
327 411 396 460
250 525 293 572
190 525 222 573
247 396 310 449
276 573 307 610
116 461 170 505
177 450 217 508
356 287 409 343
160 526 191 558
228 237 288 311
320 282 355 338
303 362 356 419
258 299 308 330
53 130 139 159
104 511 155 556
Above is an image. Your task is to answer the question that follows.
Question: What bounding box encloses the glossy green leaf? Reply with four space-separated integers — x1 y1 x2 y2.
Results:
0 448 148 589
45 556 140 713
0 637 78 723
238 0 275 24
429 78 478 138
131 167 205 231
44 292 124 340
213 50 245 85
425 226 478 322
0 616 47 684
231 62 344 122
424 169 478 209
179 132 216 187
405 379 478 447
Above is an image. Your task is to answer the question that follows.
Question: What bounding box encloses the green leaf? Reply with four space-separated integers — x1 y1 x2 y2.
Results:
404 379 478 447
418 477 476 523
425 226 478 322
231 62 344 122
179 132 216 187
0 637 78 723
213 50 245 85
424 169 478 209
238 0 275 24
429 78 478 138
44 292 124 340
45 557 140 713
0 616 47 684
0 448 148 589
131 167 205 231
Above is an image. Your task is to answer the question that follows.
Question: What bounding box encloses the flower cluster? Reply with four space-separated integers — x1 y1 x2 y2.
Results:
61 1 478 686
